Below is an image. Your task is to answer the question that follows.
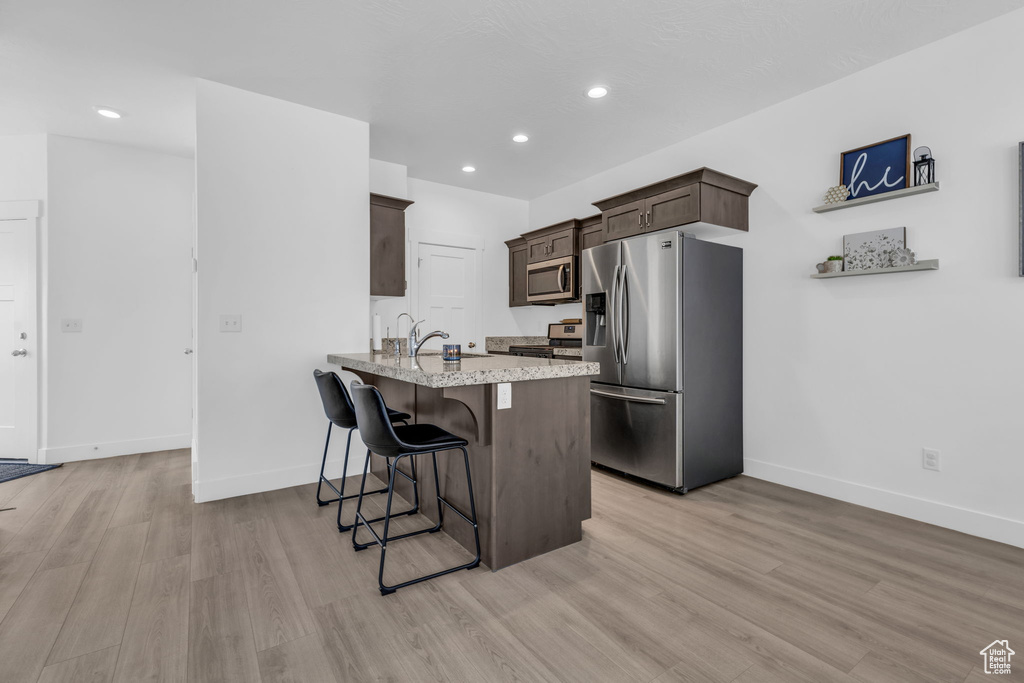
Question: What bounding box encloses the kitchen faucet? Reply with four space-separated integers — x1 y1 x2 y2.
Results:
408 320 449 357
395 312 414 356
396 312 413 337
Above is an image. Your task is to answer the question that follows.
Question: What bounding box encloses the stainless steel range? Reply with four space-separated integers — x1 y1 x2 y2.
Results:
508 323 583 359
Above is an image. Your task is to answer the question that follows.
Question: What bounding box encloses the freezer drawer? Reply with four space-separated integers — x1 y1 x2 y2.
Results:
590 383 682 490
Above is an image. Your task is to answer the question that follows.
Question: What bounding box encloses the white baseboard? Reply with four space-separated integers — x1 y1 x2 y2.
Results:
193 456 358 503
744 458 1024 549
38 434 192 465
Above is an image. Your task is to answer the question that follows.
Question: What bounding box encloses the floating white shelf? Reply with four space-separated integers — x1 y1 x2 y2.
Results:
810 259 940 279
812 182 940 213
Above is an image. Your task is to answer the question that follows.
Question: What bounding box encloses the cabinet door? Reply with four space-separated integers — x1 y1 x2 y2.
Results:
602 199 645 241
526 237 552 264
547 228 577 260
645 185 700 232
508 243 530 307
370 204 406 296
581 225 604 252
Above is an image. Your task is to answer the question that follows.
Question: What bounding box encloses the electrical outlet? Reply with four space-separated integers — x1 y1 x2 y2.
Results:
219 314 242 333
61 318 83 333
922 448 941 472
497 382 512 410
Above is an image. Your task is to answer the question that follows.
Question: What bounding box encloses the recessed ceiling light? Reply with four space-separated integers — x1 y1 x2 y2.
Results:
462 166 476 173
587 86 609 99
512 134 529 143
94 106 124 119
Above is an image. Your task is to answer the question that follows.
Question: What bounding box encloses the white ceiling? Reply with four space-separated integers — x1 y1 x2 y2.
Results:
2 0 1021 199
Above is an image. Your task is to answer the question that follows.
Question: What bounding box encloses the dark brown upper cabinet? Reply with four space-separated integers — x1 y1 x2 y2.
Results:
505 237 530 307
370 193 414 297
524 219 580 264
579 214 604 252
593 168 757 241
601 199 646 241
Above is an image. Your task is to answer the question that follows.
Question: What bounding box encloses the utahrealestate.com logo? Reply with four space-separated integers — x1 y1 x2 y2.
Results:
980 640 1014 675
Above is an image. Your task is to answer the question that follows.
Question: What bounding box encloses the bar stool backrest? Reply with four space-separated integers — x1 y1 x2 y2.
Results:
313 369 358 429
350 383 404 458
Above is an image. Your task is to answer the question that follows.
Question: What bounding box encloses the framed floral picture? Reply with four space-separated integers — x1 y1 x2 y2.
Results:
843 227 907 271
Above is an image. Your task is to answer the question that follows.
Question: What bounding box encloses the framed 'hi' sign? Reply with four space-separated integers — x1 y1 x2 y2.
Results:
841 134 911 200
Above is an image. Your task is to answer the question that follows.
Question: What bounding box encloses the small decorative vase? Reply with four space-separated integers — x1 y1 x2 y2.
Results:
823 260 842 273
815 263 827 274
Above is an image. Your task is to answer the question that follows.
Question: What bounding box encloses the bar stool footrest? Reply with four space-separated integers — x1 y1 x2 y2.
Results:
352 510 437 549
437 495 477 528
379 558 481 596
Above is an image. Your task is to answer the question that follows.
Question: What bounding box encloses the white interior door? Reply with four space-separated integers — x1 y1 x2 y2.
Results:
416 243 480 352
0 210 39 461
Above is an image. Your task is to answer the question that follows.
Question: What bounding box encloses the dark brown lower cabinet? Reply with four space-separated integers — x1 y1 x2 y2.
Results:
370 193 414 297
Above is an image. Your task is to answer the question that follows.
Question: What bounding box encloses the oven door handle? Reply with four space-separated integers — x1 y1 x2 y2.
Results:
589 389 665 405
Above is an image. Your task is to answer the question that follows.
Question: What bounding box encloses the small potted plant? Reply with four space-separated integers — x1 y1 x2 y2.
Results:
824 255 843 273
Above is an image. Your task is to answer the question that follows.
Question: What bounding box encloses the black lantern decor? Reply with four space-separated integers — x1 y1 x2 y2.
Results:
913 146 935 186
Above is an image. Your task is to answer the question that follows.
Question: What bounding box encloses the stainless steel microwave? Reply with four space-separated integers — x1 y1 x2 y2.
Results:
527 255 577 303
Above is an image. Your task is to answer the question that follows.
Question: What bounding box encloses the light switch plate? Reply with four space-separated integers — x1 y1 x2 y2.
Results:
219 314 242 333
497 382 512 410
61 318 83 333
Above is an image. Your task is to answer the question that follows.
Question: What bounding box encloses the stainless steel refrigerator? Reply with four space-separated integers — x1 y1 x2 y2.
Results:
582 231 743 492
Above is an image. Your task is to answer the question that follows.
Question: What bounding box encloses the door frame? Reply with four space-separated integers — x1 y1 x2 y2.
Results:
0 200 41 463
410 229 484 351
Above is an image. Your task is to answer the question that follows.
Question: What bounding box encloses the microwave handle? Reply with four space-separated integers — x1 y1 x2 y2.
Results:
557 264 566 293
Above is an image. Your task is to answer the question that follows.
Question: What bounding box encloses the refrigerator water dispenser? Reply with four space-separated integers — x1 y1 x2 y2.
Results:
585 293 606 346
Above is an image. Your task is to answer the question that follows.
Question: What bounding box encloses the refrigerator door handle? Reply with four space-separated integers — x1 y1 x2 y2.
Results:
619 265 629 365
590 389 666 405
610 264 621 364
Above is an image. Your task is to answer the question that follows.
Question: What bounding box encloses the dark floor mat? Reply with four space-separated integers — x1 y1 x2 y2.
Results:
0 459 63 484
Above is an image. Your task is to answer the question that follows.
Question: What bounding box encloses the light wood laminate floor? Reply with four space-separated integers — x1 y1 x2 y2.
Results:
0 449 1020 682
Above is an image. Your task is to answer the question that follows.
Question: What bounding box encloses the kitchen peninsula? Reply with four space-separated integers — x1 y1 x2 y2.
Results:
327 351 599 570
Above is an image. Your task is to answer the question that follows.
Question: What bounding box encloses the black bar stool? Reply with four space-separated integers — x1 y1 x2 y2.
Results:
349 383 481 595
312 369 418 532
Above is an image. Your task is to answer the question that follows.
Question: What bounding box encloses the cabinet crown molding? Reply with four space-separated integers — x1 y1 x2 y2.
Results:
369 193 414 210
592 167 757 211
521 217 582 241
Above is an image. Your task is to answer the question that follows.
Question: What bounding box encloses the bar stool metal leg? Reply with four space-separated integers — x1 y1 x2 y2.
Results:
332 439 419 532
353 446 481 596
349 452 423 540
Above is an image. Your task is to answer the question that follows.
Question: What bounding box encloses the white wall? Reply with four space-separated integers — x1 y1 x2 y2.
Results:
194 80 370 502
369 174 585 340
530 12 1024 547
0 135 47 201
41 136 193 462
1 134 192 463
369 158 409 200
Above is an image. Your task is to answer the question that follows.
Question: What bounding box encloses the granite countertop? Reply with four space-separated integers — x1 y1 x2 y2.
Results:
328 351 599 388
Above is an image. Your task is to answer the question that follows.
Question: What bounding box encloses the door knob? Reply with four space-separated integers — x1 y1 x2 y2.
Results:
184 348 194 355
11 349 27 357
